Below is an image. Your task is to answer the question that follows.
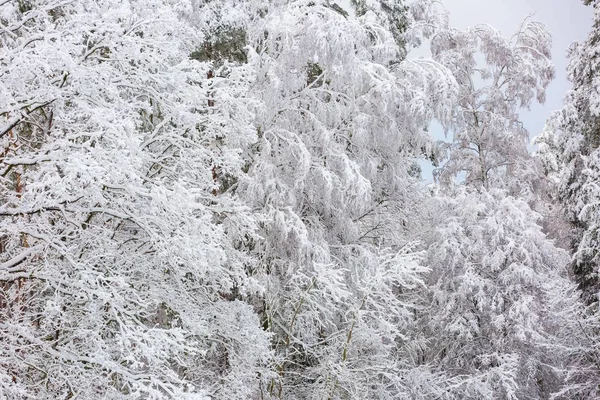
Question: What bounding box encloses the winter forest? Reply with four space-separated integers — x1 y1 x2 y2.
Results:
3 0 600 398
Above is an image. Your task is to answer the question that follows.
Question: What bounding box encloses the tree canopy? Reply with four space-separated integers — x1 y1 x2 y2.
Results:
0 0 598 399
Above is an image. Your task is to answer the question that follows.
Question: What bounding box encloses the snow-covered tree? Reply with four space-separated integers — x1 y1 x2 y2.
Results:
0 1 271 398
234 0 457 397
421 187 574 399
539 0 600 305
3 0 589 398
535 1 600 396
414 18 585 399
431 20 554 197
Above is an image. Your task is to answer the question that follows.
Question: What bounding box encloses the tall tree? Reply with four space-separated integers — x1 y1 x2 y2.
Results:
421 187 574 399
536 1 600 397
418 19 580 398
236 0 457 397
0 1 271 398
540 0 600 305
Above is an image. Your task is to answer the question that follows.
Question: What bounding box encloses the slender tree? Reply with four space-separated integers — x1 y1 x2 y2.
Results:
431 21 554 197
236 0 457 397
418 19 581 399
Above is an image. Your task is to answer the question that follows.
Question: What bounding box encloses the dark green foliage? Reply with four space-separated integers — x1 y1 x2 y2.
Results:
18 0 33 13
306 62 324 87
350 0 368 16
191 27 248 65
329 3 349 18
556 1 600 303
351 0 409 54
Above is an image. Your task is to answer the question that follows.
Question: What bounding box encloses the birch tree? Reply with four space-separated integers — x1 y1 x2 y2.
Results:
432 20 554 197
418 19 581 399
236 0 457 397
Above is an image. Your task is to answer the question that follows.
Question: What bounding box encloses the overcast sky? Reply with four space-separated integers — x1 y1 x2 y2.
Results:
414 0 593 179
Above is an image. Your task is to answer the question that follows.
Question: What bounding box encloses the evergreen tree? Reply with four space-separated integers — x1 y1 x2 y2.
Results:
540 0 600 305
536 1 600 396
